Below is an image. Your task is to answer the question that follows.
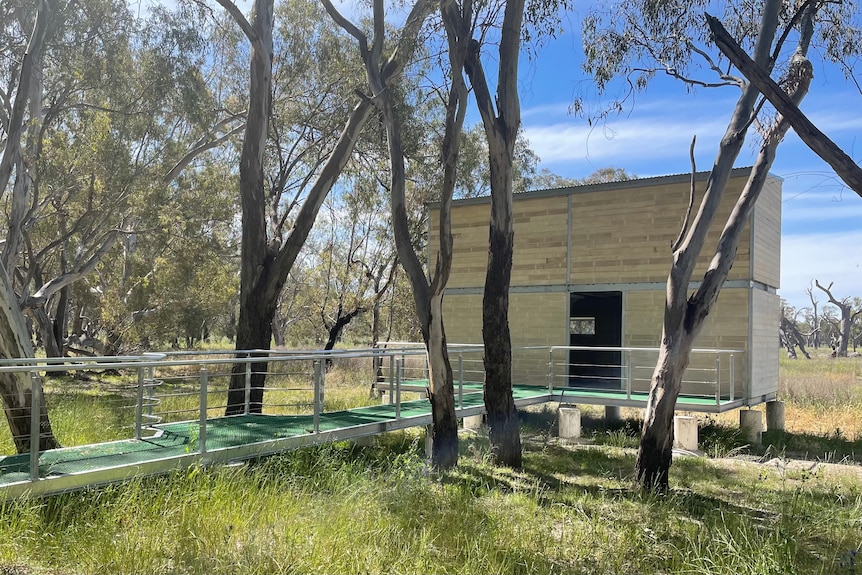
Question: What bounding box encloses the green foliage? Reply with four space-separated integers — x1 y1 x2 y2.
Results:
455 124 540 197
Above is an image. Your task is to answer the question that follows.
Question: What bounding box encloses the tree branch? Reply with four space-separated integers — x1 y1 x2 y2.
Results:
162 119 246 183
672 135 697 252
321 0 369 51
213 0 261 51
707 13 862 198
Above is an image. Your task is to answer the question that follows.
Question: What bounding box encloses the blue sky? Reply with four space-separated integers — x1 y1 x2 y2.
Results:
512 14 862 313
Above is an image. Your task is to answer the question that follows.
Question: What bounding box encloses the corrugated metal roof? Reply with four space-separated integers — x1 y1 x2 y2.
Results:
429 166 782 207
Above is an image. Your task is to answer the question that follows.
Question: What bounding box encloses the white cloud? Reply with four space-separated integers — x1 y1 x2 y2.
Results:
782 192 862 224
780 230 862 310
524 115 729 165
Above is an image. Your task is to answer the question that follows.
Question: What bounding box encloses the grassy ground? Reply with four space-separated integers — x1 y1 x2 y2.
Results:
0 353 860 574
0 433 859 574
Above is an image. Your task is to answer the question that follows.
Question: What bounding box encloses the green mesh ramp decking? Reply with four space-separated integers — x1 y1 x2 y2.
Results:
0 383 742 496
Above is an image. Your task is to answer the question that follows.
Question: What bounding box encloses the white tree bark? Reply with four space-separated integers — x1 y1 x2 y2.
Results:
0 0 61 452
636 0 813 489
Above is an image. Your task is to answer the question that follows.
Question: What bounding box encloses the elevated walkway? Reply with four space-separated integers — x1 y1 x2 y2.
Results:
0 344 752 498
2 387 742 498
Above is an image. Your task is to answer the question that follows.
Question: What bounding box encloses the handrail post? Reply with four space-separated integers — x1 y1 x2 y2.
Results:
30 375 41 482
547 348 554 393
395 358 402 419
313 360 321 434
320 358 325 407
715 356 721 407
388 355 395 405
626 349 633 400
135 366 145 440
458 353 464 409
145 365 155 422
243 361 252 415
199 368 208 454
729 353 735 401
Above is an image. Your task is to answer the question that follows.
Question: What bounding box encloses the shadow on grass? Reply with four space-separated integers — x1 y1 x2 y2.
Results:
762 429 862 463
445 439 791 534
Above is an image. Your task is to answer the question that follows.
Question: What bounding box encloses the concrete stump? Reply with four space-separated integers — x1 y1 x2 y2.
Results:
739 410 763 444
352 435 374 447
673 416 698 451
559 407 582 439
765 400 786 432
425 425 433 458
605 405 622 422
462 414 483 430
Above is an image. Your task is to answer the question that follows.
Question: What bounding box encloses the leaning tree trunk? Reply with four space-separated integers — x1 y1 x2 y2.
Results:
323 306 364 352
635 0 797 491
0 271 59 452
636 338 692 489
427 292 458 468
323 0 455 468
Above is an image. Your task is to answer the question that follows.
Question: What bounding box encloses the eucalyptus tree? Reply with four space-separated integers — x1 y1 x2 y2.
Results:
314 179 398 353
0 0 237 450
0 0 59 451
708 16 862 197
460 0 528 467
219 0 435 414
582 0 860 490
814 280 861 357
115 161 239 349
455 124 539 198
322 0 466 468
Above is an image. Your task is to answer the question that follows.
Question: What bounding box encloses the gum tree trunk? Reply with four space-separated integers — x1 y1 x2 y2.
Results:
0 0 61 451
323 0 461 469
463 0 526 468
636 337 692 488
637 0 814 490
0 270 59 452
218 0 378 414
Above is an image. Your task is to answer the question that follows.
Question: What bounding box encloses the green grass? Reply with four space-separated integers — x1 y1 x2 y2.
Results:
0 434 858 574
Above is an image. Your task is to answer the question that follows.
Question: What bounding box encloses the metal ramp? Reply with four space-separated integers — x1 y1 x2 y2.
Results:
0 344 748 498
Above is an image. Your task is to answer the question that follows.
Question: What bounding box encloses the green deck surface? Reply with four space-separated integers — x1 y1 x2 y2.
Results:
0 383 737 490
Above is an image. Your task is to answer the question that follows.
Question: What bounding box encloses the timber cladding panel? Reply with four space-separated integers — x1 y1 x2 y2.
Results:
750 289 780 400
625 288 750 399
568 178 751 284
752 178 782 288
431 169 781 404
441 292 567 385
430 196 570 288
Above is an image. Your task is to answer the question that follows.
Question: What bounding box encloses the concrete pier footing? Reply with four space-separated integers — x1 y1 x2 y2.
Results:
673 416 698 451
559 407 582 439
740 410 763 444
765 400 786 432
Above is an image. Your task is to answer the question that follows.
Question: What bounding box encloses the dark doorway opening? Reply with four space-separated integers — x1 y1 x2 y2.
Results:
568 291 622 388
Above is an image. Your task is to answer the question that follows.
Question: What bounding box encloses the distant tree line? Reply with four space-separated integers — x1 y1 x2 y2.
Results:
782 281 862 359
